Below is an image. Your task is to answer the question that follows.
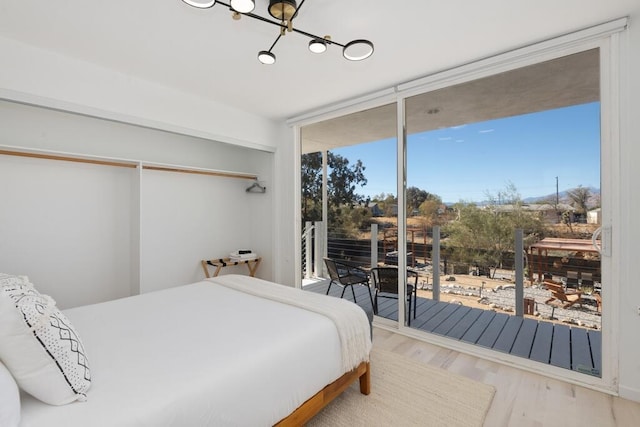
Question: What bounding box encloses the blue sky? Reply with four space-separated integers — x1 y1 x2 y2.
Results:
332 102 601 204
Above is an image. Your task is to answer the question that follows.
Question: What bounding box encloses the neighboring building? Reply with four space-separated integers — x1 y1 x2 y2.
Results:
367 202 384 217
588 207 602 224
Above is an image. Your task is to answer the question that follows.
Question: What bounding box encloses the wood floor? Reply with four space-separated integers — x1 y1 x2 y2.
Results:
373 327 640 427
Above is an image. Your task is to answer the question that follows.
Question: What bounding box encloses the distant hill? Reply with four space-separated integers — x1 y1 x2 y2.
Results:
444 186 601 207
523 186 600 207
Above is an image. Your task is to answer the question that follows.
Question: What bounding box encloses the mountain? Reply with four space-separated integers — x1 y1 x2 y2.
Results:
442 187 600 207
522 186 600 206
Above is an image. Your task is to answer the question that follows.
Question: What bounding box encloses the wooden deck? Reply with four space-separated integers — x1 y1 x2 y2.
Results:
304 280 602 376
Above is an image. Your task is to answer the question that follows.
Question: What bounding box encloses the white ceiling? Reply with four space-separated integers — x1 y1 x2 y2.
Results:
0 1 635 120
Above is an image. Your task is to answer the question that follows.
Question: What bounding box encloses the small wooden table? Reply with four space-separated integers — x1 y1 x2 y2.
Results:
201 257 262 278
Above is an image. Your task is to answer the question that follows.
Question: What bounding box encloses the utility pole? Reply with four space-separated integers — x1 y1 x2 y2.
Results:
556 176 560 222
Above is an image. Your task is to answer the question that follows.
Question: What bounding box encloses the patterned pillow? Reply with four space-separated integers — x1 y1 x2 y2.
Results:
0 273 29 287
0 278 91 405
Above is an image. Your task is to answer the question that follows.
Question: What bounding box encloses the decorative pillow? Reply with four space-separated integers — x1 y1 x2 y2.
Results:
0 272 29 287
0 279 91 405
0 360 20 427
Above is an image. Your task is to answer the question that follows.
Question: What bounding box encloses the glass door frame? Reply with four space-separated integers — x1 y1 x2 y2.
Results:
292 18 626 393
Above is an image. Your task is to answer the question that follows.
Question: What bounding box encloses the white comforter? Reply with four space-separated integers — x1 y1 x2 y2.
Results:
19 276 372 426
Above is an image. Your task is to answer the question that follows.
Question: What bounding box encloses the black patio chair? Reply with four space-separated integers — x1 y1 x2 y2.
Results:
370 266 418 326
323 258 374 309
566 270 580 289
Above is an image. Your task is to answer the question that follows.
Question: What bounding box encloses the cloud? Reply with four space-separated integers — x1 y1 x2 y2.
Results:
479 129 495 133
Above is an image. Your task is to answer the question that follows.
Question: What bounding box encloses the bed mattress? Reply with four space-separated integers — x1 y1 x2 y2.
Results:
19 279 350 426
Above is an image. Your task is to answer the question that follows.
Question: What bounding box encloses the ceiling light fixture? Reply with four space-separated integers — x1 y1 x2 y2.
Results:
230 0 255 13
308 36 329 54
182 0 216 8
179 0 374 65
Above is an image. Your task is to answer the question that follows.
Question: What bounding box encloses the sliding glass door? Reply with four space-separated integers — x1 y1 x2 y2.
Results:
403 48 604 376
296 25 621 389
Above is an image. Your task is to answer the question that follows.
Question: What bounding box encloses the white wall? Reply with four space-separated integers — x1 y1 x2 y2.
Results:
140 169 273 293
0 36 279 153
616 9 640 402
0 101 274 308
0 155 133 309
273 125 297 286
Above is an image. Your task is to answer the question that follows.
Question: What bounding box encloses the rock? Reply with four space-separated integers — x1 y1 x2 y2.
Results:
534 311 541 317
504 307 514 312
446 276 456 282
489 303 497 309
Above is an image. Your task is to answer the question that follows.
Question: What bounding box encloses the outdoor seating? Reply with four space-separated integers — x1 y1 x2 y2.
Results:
581 273 602 312
566 270 580 289
323 257 375 309
544 280 583 309
370 266 418 326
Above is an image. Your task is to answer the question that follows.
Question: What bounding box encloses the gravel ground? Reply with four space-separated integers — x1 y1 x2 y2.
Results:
419 281 602 330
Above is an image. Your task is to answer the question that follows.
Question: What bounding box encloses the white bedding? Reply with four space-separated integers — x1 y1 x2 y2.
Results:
18 276 371 426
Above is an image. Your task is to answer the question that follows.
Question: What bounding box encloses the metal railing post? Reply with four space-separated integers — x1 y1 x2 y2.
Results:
515 229 524 317
432 226 440 301
304 221 312 279
370 223 378 268
314 221 325 277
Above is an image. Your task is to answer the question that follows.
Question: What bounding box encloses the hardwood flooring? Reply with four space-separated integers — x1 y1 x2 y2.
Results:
372 327 640 427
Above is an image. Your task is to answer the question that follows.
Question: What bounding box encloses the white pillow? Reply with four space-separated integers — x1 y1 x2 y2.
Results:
0 279 91 405
0 272 29 287
0 360 20 427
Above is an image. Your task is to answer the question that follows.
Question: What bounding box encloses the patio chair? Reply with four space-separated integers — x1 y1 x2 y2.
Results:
323 258 374 309
581 272 602 312
544 280 583 309
581 272 593 288
370 266 418 326
566 270 580 289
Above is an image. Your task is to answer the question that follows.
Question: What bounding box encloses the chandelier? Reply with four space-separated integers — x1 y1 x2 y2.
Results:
180 0 374 65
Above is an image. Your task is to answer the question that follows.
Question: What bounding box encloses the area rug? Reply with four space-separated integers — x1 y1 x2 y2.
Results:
308 348 495 427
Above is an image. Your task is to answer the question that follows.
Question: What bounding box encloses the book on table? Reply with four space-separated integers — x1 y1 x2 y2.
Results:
229 251 258 261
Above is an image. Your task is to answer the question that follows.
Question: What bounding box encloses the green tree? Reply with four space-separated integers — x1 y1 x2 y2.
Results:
445 185 546 277
418 198 444 227
301 152 369 236
407 186 441 215
301 152 323 222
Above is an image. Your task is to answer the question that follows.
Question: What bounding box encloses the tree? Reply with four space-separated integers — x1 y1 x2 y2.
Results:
301 152 323 222
301 152 369 235
567 185 591 215
407 186 441 215
418 199 443 227
444 185 546 277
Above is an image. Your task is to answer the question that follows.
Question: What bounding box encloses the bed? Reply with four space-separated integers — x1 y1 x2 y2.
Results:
0 274 372 427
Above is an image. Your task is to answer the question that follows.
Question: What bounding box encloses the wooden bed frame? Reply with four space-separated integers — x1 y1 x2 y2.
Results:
275 360 371 426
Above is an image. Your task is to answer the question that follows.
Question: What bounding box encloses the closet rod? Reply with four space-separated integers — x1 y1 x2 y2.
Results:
0 149 259 180
0 149 137 169
142 165 257 180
